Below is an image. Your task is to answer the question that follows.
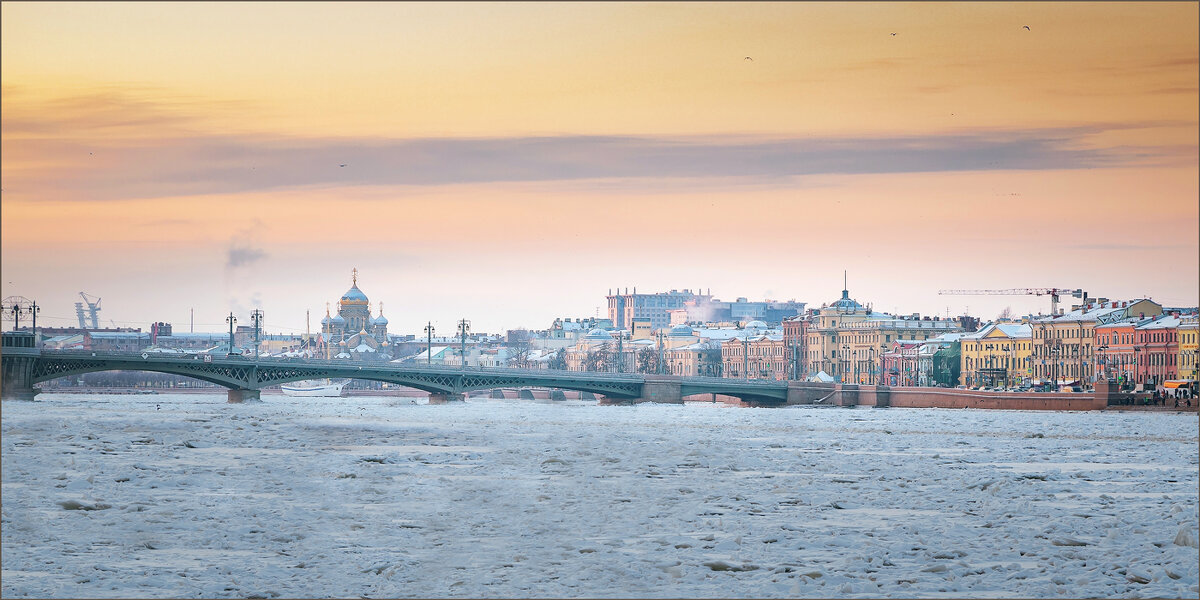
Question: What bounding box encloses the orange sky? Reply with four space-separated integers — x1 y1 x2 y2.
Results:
2 2 1197 334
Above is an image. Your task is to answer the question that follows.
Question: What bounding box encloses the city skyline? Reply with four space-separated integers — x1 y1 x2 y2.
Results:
3 2 1197 335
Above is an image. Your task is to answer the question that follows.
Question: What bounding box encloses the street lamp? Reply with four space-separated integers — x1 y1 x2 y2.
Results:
424 322 435 365
457 319 471 370
226 312 237 355
657 331 665 375
841 344 850 383
742 332 751 379
1097 345 1109 382
250 309 264 359
1133 346 1142 390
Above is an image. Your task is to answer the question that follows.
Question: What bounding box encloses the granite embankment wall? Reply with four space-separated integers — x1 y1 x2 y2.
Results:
781 380 1197 412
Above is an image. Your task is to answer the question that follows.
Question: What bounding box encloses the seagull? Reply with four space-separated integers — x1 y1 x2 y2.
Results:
744 56 753 61
1023 25 1030 31
890 32 897 36
339 164 347 167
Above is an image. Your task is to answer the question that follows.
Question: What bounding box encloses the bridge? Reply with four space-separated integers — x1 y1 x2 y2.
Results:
1 348 821 405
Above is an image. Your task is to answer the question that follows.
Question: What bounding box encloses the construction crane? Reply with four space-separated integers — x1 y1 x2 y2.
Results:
938 288 1086 316
75 292 102 329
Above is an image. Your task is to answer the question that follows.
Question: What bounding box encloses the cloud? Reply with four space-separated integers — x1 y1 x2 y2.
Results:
1071 243 1189 252
227 244 267 268
3 90 1196 203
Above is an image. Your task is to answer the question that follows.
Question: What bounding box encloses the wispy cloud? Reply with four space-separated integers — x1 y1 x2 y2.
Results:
2 91 1195 203
227 244 267 269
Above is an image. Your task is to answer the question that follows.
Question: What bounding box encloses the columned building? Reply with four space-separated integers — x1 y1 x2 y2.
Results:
959 323 1032 388
806 282 962 384
1031 299 1161 389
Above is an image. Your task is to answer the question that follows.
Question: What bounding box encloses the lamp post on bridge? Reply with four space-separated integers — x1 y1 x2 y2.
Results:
742 333 750 379
657 331 665 375
250 309 263 359
424 322 435 365
457 319 471 370
226 313 237 356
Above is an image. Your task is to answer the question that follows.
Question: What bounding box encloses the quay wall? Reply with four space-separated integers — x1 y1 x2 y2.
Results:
777 379 1197 412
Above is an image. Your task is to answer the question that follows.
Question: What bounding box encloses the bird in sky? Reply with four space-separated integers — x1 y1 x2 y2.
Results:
339 164 347 167
744 56 753 61
1023 25 1030 31
890 32 897 36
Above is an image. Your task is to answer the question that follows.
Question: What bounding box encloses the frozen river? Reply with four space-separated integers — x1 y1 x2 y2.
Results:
2 393 1197 598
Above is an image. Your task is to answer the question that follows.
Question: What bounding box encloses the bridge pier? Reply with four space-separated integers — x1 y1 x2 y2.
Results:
227 388 261 403
428 392 465 404
631 377 683 404
1 354 40 401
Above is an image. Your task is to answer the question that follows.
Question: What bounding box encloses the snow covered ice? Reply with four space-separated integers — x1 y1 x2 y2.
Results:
2 393 1197 598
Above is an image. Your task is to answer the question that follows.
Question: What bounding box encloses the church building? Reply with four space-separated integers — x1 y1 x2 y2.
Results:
319 269 391 360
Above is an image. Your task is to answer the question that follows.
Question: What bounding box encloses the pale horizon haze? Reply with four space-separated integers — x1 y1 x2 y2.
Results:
3 2 1197 336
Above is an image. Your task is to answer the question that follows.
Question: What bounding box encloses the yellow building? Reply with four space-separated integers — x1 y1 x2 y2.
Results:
1031 299 1161 389
960 323 1032 388
722 332 788 380
806 285 963 384
1178 315 1198 382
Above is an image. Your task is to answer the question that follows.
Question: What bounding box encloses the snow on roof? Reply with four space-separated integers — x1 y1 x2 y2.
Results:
1034 301 1155 324
88 331 149 339
158 332 225 339
1137 315 1182 330
926 332 964 343
410 346 449 360
963 323 1031 340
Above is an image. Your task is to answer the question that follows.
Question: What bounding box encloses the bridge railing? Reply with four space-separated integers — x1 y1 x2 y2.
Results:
33 350 650 382
34 350 787 386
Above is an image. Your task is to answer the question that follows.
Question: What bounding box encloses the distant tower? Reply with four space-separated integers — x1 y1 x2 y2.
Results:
372 301 389 341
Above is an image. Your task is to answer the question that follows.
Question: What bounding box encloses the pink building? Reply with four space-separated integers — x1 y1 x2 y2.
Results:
882 340 923 386
1136 315 1181 389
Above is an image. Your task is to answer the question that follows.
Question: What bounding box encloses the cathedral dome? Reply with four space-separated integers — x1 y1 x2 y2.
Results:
585 328 613 340
330 313 346 325
373 314 388 326
745 320 767 330
341 284 368 305
669 324 694 336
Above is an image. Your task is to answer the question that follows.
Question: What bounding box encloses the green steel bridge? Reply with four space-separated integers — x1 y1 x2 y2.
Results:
2 348 810 404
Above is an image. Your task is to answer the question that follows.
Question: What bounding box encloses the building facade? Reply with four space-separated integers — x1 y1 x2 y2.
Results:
1032 299 1161 389
959 323 1032 388
1136 315 1180 388
804 285 962 384
320 270 391 360
607 288 709 330
1178 315 1198 383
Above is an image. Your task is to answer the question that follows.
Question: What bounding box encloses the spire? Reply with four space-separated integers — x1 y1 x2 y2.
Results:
352 267 358 286
325 302 331 317
842 270 849 300
378 301 384 317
